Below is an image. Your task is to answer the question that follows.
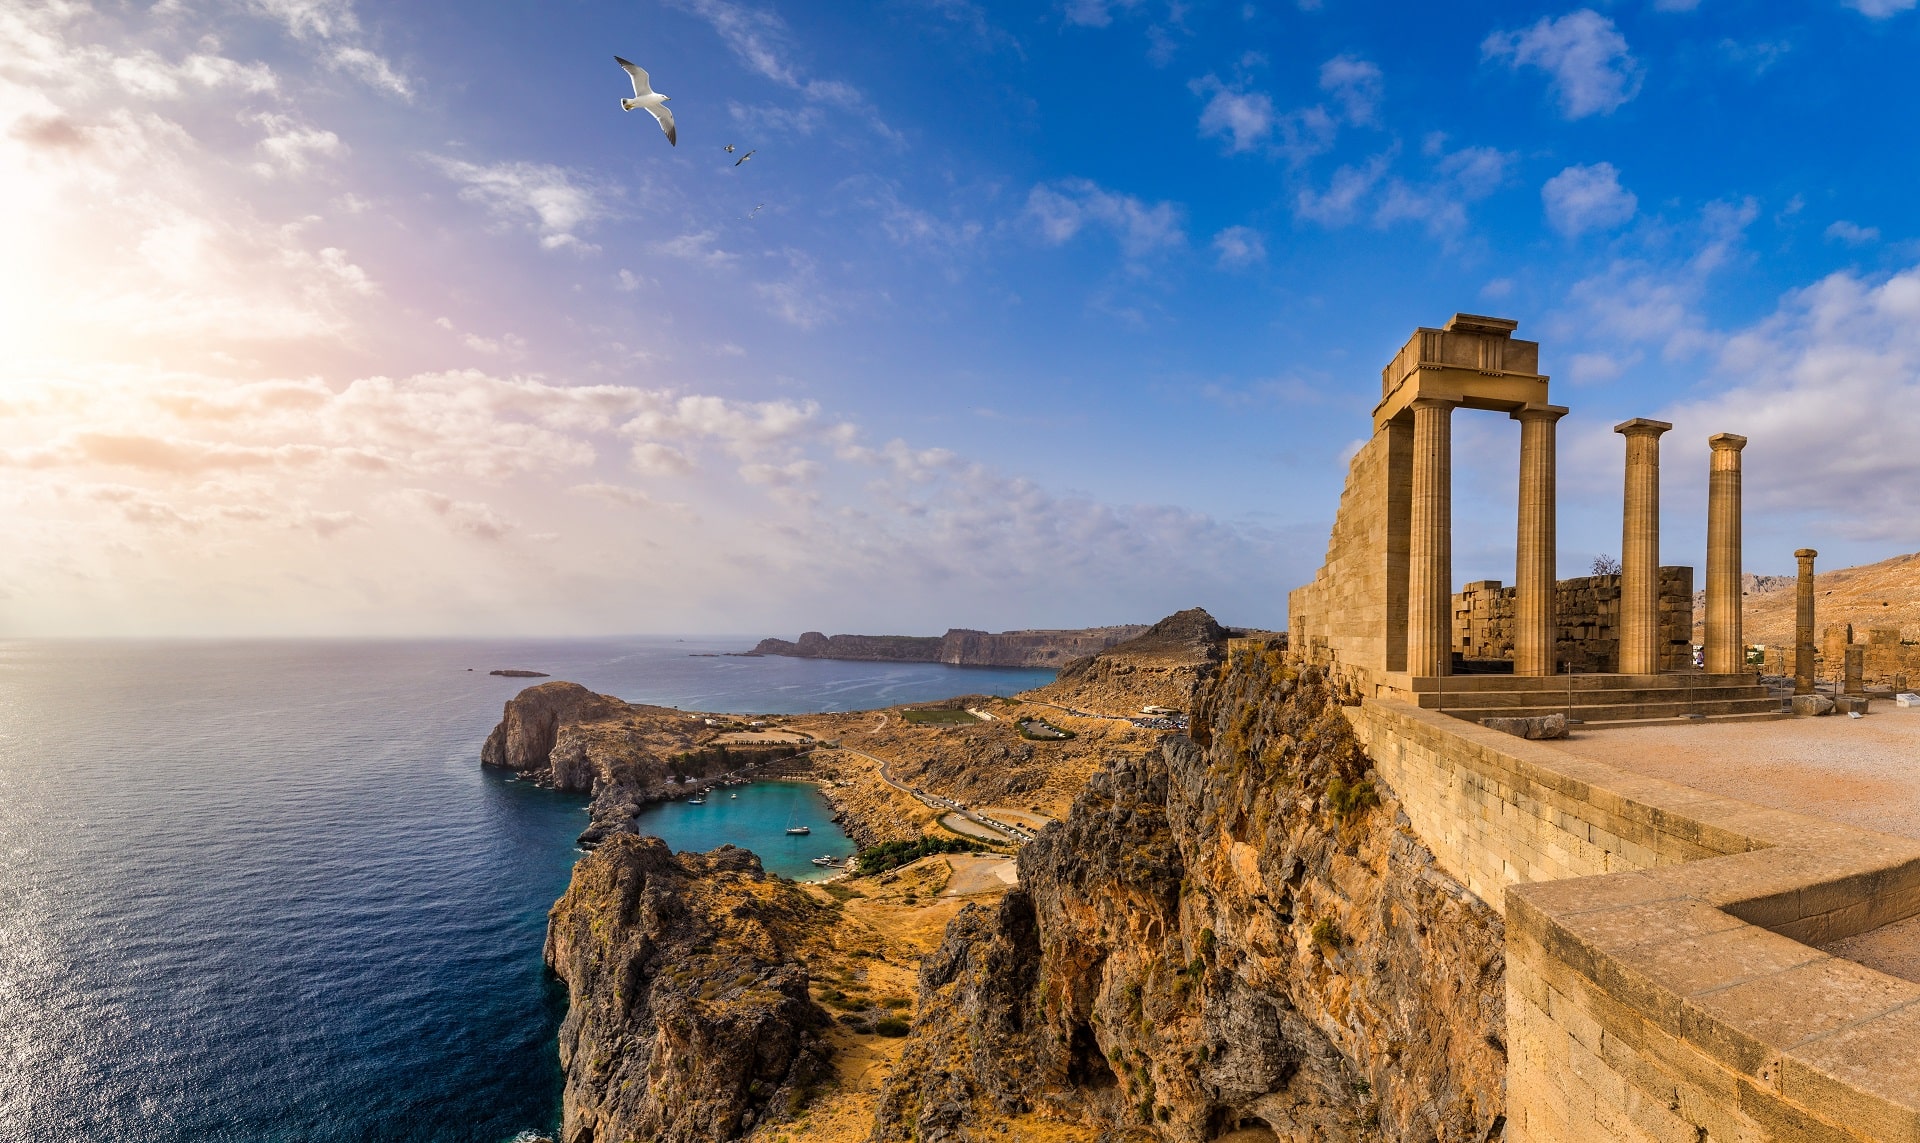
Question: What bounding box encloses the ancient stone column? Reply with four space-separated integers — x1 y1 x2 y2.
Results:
1794 548 1818 695
1408 398 1456 677
1704 433 1748 675
1513 407 1565 677
1615 418 1672 675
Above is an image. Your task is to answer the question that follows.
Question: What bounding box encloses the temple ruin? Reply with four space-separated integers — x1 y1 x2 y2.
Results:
1289 313 1777 723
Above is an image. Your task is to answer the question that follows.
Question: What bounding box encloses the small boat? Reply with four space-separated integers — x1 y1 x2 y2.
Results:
730 793 737 799
811 854 839 867
688 795 706 805
786 824 811 835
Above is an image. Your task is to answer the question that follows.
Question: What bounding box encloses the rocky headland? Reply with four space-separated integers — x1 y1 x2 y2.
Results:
749 625 1149 669
493 612 1512 1142
545 835 833 1143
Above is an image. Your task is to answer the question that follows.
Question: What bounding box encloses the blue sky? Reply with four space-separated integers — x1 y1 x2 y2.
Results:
3 0 1918 636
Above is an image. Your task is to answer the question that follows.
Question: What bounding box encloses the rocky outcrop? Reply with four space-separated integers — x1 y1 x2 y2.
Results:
545 836 832 1143
481 681 628 774
750 626 1148 668
480 682 807 846
873 648 1506 1142
1032 607 1234 714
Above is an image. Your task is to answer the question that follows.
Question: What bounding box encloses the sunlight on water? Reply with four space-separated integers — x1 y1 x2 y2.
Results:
0 638 1050 1142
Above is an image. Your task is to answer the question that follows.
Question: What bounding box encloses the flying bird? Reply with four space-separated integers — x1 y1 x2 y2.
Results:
615 56 675 146
724 144 736 153
734 149 756 167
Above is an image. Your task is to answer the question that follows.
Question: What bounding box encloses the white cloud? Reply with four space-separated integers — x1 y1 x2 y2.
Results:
672 0 896 139
1542 162 1638 237
1026 178 1185 257
1845 0 1916 17
251 113 345 176
430 157 605 252
247 0 412 97
1373 144 1512 237
1826 220 1882 246
1483 9 1642 119
1211 225 1265 268
397 488 514 540
1191 76 1274 153
1295 154 1391 227
1318 54 1382 125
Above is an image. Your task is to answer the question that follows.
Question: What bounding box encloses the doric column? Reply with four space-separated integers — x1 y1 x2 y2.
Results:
1615 418 1672 675
1407 398 1456 677
1704 434 1748 675
1794 548 1818 694
1512 406 1566 677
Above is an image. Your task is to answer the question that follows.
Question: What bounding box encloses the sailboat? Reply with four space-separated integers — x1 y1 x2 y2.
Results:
784 810 810 836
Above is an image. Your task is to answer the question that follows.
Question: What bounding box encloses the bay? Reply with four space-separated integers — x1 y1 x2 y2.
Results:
0 638 1052 1143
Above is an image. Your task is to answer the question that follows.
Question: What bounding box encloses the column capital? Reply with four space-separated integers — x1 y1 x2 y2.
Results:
1511 404 1569 424
1614 417 1673 438
1409 395 1460 412
1708 432 1748 452
1795 548 1819 560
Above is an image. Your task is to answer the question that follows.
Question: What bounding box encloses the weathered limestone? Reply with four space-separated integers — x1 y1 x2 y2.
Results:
1847 644 1866 695
1407 397 1456 677
1513 407 1565 676
1453 568 1694 672
1795 548 1819 694
1614 418 1672 675
1704 433 1747 674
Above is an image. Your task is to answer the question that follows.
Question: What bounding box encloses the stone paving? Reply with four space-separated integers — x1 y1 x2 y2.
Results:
1550 704 1920 982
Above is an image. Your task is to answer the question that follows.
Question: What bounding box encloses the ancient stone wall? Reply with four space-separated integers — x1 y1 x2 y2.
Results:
1348 699 1920 1143
1819 623 1920 688
1288 424 1409 678
1452 567 1695 673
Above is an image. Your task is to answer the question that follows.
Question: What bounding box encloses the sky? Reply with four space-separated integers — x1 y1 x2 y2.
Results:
3 0 1919 638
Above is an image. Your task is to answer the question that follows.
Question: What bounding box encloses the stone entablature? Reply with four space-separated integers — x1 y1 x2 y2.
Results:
1348 698 1920 1142
1376 314 1547 432
1454 569 1695 674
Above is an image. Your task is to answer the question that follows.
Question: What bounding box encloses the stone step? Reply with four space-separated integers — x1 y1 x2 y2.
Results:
1441 696 1785 723
1574 711 1791 730
1399 672 1756 694
1415 685 1772 710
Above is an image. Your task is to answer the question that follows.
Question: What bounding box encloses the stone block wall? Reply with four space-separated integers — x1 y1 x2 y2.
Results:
1348 696 1920 1143
1820 623 1920 688
1453 567 1695 673
1288 423 1410 677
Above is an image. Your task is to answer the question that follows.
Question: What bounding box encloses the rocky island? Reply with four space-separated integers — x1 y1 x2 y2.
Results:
748 624 1149 668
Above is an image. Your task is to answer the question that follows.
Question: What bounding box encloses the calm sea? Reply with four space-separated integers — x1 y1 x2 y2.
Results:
0 638 1051 1143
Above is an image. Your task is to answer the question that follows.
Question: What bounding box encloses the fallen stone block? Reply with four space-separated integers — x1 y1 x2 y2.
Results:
1834 695 1871 715
1481 713 1568 740
1791 694 1834 717
1897 693 1920 708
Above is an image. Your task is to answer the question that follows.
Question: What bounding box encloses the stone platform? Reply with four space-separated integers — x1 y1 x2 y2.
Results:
1381 671 1785 727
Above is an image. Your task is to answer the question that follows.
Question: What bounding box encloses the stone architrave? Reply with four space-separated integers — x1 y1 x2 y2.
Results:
1512 406 1567 677
1615 419 1673 675
1704 434 1748 675
1407 397 1457 678
1794 549 1818 695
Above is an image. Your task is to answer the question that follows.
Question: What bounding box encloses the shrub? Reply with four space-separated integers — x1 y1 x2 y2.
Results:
873 1017 911 1037
1325 777 1379 822
853 835 984 877
1310 918 1343 951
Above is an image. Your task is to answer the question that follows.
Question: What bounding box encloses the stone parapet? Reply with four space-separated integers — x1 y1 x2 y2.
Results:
1347 697 1920 1142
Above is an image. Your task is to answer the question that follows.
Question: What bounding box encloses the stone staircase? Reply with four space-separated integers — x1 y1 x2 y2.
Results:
1404 672 1787 728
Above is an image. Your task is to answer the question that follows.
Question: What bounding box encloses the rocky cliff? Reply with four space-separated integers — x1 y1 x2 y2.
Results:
481 681 807 847
871 645 1506 1142
545 835 832 1143
1029 607 1234 714
751 626 1149 668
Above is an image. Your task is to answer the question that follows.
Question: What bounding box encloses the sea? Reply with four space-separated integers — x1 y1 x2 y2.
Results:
0 638 1053 1143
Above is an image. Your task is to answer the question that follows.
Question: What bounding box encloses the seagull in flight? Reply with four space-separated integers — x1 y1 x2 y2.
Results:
724 144 736 154
733 149 756 167
615 57 674 146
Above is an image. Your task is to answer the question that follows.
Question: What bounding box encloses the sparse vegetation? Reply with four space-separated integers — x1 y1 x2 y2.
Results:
1311 917 1344 951
1325 776 1380 822
900 707 982 725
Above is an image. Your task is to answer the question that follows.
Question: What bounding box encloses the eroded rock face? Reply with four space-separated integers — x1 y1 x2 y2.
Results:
481 681 627 774
873 651 1506 1143
544 836 831 1143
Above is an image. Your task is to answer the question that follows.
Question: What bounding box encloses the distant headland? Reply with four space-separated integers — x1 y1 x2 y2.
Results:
746 625 1148 669
488 669 550 678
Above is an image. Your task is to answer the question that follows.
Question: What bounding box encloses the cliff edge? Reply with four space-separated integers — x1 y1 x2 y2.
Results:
546 835 832 1143
872 644 1505 1142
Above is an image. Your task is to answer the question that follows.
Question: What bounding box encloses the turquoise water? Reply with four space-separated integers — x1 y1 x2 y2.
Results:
635 782 857 881
0 639 1052 1143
